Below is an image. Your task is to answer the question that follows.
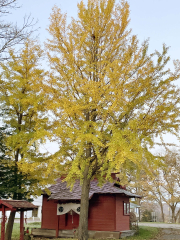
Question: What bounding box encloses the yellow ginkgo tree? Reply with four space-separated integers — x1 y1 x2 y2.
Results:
0 39 48 240
44 0 180 239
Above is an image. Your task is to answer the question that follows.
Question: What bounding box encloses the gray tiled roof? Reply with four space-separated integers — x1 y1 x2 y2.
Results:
0 200 37 210
47 179 141 200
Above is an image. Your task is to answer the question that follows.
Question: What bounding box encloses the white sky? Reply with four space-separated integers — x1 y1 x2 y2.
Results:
8 0 180 65
6 0 180 153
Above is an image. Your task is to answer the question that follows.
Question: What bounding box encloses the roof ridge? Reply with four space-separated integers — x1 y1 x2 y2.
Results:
47 178 141 200
4 199 30 202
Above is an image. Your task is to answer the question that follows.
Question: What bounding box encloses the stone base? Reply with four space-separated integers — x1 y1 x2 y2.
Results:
31 228 136 239
120 230 136 238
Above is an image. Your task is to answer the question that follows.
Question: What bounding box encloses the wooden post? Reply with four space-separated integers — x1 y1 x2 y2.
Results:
56 215 59 238
20 210 24 240
1 205 5 240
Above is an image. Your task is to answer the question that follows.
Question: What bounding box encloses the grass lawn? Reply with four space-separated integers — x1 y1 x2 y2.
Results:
0 223 160 240
126 226 160 239
0 222 41 240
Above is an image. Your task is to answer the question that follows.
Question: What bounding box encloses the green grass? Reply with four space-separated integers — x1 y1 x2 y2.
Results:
125 226 160 239
0 222 41 240
14 222 41 240
0 223 159 240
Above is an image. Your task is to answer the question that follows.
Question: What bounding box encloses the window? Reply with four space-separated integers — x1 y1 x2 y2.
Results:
136 207 139 214
123 202 130 215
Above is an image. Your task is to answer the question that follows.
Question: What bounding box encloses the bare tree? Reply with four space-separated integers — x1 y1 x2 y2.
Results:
136 150 180 223
0 0 36 60
160 151 180 223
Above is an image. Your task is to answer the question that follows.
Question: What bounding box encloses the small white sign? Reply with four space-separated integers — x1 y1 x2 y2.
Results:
57 203 81 215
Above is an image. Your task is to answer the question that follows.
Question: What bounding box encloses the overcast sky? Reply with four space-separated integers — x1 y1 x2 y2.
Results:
7 0 180 152
8 0 180 67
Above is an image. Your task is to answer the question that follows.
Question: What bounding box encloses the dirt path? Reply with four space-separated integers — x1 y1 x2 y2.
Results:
154 228 180 240
139 223 180 239
139 222 180 229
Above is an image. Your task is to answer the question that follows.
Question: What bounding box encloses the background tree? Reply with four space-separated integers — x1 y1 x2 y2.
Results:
0 125 39 201
158 151 180 223
0 125 12 199
133 167 165 223
0 0 35 60
141 209 152 222
134 150 180 223
0 39 47 240
43 0 180 239
117 155 165 222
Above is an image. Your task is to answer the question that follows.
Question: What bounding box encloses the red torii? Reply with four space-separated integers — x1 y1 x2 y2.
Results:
0 200 37 240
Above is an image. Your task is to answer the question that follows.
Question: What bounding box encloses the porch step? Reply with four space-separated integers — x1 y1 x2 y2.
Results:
31 229 55 237
31 228 75 238
120 230 136 238
61 234 74 238
61 230 74 238
31 228 55 237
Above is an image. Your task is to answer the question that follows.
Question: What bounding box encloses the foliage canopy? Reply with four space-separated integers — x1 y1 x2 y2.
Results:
44 0 180 184
0 39 48 199
43 2 180 237
1 0 179 239
43 1 180 237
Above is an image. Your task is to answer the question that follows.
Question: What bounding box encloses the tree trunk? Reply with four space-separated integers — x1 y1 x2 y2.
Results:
6 161 19 240
78 165 91 240
159 202 165 222
5 211 16 240
175 208 180 223
171 207 175 223
136 197 141 222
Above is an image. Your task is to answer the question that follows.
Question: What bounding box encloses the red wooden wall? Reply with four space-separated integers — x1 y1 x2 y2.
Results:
41 195 56 229
41 194 130 232
41 195 79 230
115 195 130 231
88 194 116 231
